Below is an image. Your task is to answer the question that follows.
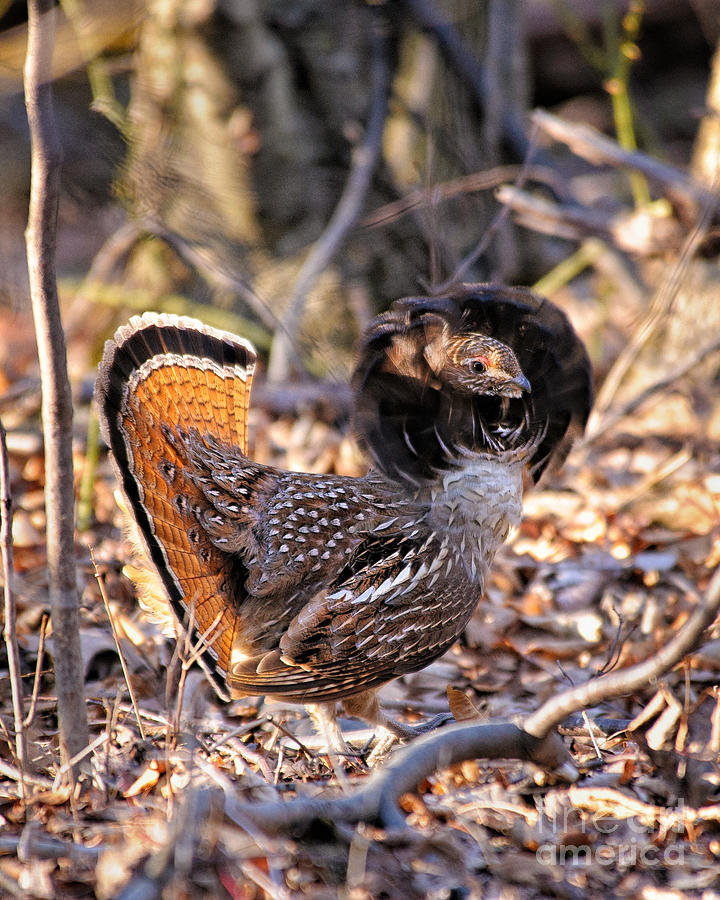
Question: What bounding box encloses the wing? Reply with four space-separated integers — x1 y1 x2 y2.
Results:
180 436 440 692
227 523 477 704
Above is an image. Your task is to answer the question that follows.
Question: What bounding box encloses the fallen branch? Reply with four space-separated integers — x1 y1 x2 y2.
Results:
524 566 720 738
0 833 100 864
224 723 573 835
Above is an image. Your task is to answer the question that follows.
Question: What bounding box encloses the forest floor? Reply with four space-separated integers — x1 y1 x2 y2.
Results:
1 288 719 898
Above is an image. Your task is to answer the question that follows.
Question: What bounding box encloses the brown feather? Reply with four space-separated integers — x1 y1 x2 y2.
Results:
95 289 592 728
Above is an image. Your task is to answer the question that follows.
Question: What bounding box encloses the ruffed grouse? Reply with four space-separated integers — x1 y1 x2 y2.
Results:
96 284 592 746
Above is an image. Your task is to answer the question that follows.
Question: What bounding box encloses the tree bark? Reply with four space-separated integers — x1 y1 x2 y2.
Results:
24 0 89 779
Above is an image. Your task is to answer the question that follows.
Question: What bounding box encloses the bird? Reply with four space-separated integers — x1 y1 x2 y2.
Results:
95 283 592 750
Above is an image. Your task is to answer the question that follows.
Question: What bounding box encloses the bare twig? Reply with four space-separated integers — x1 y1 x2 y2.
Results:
168 605 223 750
0 419 27 801
83 219 141 284
58 0 129 133
86 697 170 727
52 731 112 790
532 109 718 218
0 758 53 790
225 736 275 783
267 7 391 381
141 218 278 337
264 716 317 759
24 612 48 729
360 166 561 229
524 566 720 739
24 0 89 778
91 549 146 740
588 188 717 426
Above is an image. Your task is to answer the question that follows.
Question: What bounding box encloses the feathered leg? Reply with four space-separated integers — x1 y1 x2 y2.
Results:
342 690 453 744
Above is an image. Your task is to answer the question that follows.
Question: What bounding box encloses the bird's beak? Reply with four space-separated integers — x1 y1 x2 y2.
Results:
514 373 531 393
498 372 531 398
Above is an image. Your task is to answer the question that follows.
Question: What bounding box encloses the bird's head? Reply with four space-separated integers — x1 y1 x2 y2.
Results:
424 330 531 399
353 286 592 485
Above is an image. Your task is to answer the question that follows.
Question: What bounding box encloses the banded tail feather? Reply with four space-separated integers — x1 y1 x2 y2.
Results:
96 313 256 699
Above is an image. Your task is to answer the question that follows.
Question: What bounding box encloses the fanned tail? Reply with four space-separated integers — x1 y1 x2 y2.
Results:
95 313 257 698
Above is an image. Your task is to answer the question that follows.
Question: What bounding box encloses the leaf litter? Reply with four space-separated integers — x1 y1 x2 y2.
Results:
0 299 719 899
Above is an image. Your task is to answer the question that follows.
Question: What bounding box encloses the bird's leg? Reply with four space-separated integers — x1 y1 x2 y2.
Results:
305 702 366 764
341 690 454 746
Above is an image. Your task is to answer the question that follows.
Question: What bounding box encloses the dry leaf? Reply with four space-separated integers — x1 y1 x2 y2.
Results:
446 686 485 722
123 759 166 797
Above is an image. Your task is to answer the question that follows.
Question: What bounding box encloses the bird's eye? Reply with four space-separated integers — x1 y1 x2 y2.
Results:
469 359 487 374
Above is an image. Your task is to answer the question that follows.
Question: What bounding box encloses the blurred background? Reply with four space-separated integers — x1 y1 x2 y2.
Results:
0 0 718 390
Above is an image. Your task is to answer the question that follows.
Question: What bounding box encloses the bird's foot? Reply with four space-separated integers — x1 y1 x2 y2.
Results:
305 702 369 773
381 711 455 740
365 711 455 765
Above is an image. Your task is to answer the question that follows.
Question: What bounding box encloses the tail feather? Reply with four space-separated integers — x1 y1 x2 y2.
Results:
95 313 257 698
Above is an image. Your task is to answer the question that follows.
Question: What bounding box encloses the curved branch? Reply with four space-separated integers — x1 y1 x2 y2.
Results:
225 723 573 835
524 566 720 739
